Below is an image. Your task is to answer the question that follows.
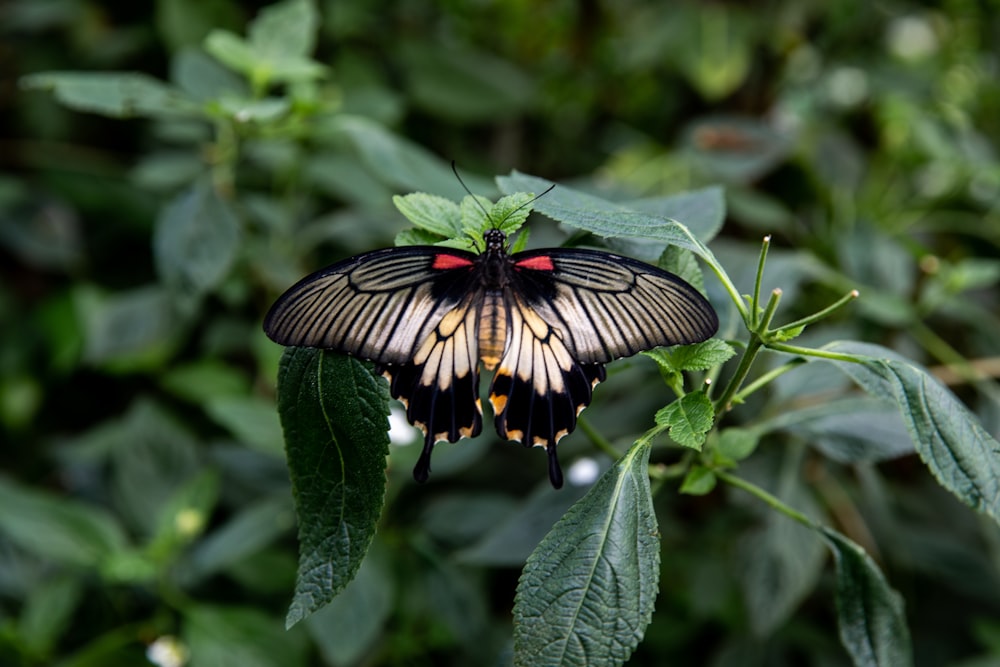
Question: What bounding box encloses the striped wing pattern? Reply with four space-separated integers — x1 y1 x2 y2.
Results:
264 236 719 489
263 247 478 364
488 290 606 489
510 248 719 363
264 247 486 482
486 249 718 486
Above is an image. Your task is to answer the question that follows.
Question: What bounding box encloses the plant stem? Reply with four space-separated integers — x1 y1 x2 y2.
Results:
766 342 864 363
732 358 805 403
577 415 621 460
713 335 764 412
716 470 816 528
751 235 772 328
773 290 860 333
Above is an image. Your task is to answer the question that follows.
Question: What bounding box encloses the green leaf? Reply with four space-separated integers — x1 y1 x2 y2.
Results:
305 552 394 666
153 179 241 311
392 192 462 237
248 0 319 61
819 527 913 667
108 400 202 538
217 95 291 122
513 441 658 667
160 360 251 403
145 470 220 562
0 477 128 568
20 72 199 118
277 349 390 628
204 30 256 74
399 42 537 122
738 450 826 636
816 341 1000 525
180 494 294 585
320 115 490 198
205 396 284 457
458 481 593 567
171 47 248 101
772 324 805 341
654 392 715 450
18 575 84 659
460 194 494 234
496 172 729 288
395 228 445 247
205 1 326 87
643 339 734 375
680 466 717 495
489 192 536 234
670 6 754 100
626 186 727 244
74 284 178 371
715 427 760 462
754 397 912 464
184 604 308 667
657 245 705 293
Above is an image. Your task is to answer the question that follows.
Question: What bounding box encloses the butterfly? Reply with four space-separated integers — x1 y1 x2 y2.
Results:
263 227 718 488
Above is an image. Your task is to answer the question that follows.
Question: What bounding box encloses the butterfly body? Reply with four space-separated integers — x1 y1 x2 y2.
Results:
264 228 718 488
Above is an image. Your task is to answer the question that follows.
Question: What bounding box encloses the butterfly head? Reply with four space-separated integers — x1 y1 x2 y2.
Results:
483 228 507 255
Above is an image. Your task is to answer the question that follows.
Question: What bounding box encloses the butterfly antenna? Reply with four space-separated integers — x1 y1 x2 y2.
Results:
451 161 491 221
500 182 556 229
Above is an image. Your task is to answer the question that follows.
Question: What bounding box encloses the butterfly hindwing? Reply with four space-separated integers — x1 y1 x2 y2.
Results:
488 290 607 488
378 291 485 481
486 248 718 487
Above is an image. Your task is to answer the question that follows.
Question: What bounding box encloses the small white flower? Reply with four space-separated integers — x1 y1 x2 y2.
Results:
887 15 939 61
567 457 600 486
146 636 189 667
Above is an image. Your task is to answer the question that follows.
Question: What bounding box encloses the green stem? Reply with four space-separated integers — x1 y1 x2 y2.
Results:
732 358 805 404
751 235 772 328
716 470 816 528
773 289 860 334
757 288 782 332
713 335 765 412
577 415 620 460
766 342 864 363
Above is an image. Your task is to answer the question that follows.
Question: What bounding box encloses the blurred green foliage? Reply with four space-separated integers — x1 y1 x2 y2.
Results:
3 0 1000 665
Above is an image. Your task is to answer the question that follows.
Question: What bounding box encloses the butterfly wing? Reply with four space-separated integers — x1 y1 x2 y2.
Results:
263 247 486 481
488 248 718 488
507 248 719 362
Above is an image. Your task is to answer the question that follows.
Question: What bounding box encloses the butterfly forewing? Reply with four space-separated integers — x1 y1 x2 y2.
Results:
508 248 719 363
264 247 479 364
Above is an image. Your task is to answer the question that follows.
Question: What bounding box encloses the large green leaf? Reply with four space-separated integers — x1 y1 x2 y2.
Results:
737 450 826 637
305 552 394 666
20 72 199 118
0 478 128 568
184 604 308 667
316 115 492 198
496 171 711 254
625 186 727 244
814 341 1000 526
496 172 739 303
277 348 390 628
820 528 913 667
513 441 658 667
248 0 319 61
153 179 241 311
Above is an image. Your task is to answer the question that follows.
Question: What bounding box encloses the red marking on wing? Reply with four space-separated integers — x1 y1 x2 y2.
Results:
432 254 475 270
515 255 555 271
